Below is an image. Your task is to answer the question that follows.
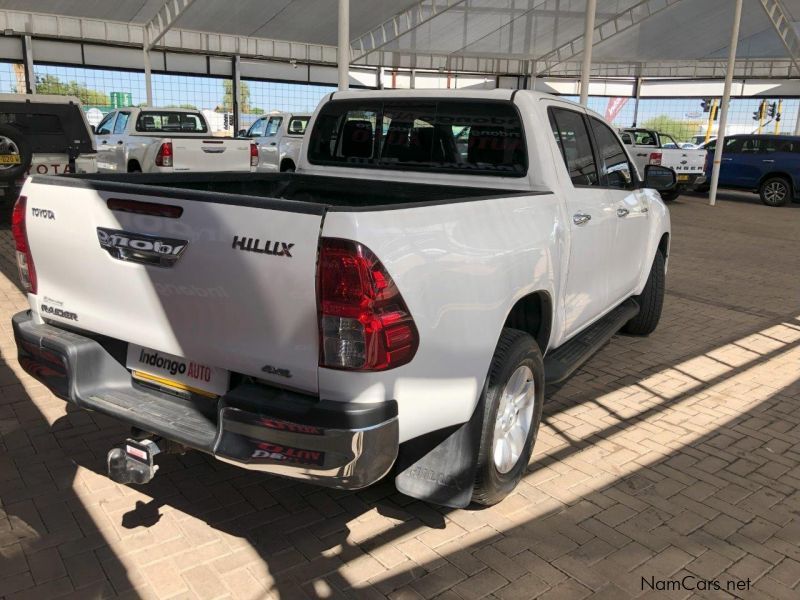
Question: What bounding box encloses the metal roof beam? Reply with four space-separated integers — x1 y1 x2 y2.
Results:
535 0 686 75
758 0 800 76
351 0 467 63
144 0 198 50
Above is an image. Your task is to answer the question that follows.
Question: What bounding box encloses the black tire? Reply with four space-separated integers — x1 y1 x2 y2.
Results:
660 189 680 201
759 176 791 207
623 250 665 336
695 183 710 194
281 161 296 173
0 124 32 182
128 161 142 173
472 329 544 506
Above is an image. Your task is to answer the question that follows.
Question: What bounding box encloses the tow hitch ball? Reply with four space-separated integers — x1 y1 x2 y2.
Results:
107 438 162 485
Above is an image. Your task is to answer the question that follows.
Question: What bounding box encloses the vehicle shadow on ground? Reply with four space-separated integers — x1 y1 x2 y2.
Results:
42 302 800 598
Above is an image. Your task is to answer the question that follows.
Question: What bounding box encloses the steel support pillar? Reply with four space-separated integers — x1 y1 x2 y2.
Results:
338 0 350 90
579 0 597 106
708 0 743 207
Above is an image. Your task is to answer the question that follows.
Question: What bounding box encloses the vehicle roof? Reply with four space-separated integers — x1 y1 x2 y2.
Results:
0 93 83 105
135 106 203 113
321 89 608 122
726 133 800 139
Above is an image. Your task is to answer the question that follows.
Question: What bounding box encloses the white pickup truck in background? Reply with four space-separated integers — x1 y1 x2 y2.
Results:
240 111 310 172
13 89 674 507
95 107 258 173
620 128 706 199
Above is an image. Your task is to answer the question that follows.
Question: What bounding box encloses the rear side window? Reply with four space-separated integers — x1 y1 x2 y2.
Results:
287 117 309 135
308 100 526 176
113 112 130 134
549 108 598 186
136 112 208 133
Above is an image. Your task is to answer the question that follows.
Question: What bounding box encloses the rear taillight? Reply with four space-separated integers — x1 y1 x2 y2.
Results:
250 143 259 167
155 142 173 167
11 196 37 294
649 152 662 165
317 238 418 371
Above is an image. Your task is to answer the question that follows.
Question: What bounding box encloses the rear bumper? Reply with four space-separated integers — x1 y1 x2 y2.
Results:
676 173 705 186
13 311 398 489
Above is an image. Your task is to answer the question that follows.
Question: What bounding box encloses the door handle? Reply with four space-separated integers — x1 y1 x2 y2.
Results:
573 212 591 226
762 159 775 163
101 140 107 144
722 157 732 161
117 141 124 145
617 208 630 218
270 142 277 146
636 153 648 157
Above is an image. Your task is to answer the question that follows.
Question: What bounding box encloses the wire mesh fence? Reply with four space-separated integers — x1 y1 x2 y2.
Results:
565 96 800 144
9 61 800 142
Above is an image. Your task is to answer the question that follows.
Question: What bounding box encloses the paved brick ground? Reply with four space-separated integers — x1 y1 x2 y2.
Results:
1 191 799 600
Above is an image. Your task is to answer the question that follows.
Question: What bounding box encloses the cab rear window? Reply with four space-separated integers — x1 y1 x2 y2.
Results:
136 112 208 133
307 99 527 176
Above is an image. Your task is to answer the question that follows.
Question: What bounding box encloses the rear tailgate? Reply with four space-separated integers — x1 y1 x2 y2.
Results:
21 176 324 392
661 148 706 177
172 138 253 172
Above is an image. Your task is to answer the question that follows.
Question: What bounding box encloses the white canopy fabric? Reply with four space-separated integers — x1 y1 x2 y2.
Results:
6 0 800 76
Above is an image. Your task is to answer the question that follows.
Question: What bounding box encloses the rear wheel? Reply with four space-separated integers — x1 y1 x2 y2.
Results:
660 189 680 201
472 329 544 506
623 250 665 336
759 176 790 207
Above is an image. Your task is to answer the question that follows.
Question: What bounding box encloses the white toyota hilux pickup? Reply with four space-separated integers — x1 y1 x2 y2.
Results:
94 107 258 174
12 90 673 507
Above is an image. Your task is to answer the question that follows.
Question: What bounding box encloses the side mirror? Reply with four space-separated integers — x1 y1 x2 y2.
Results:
90 125 96 134
238 129 248 137
644 164 677 193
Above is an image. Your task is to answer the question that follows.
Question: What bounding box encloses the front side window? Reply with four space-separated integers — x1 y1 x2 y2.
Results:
113 112 130 134
247 118 267 137
549 108 598 186
589 117 634 189
308 100 526 176
96 112 115 135
723 137 743 153
136 112 208 133
633 131 657 146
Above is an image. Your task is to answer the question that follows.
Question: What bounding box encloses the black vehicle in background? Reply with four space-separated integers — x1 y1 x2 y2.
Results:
0 94 97 210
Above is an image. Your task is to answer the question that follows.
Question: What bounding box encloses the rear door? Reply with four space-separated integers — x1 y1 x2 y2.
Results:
548 106 615 336
23 179 326 392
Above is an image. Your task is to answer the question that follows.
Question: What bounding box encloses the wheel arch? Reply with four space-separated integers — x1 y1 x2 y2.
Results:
502 290 553 354
758 171 794 190
280 158 295 172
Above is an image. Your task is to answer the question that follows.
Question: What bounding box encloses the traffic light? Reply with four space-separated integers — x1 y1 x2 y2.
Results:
223 112 229 129
701 98 711 113
768 101 777 118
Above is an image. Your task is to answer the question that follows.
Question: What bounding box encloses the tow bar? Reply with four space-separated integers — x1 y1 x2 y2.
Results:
107 437 163 485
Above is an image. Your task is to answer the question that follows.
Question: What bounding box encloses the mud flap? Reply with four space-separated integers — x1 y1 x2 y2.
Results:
394 393 485 508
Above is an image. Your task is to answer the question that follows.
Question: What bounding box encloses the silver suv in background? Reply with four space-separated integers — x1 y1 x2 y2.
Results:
240 111 310 172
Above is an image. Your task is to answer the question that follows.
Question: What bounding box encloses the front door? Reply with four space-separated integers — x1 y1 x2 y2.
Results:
588 116 650 304
94 111 117 172
548 106 616 337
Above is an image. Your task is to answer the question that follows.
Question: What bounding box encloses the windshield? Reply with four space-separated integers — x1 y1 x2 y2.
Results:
136 111 208 133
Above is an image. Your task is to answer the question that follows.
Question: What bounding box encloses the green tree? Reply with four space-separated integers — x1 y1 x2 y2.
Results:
219 80 261 113
35 74 110 106
640 115 703 143
165 103 199 110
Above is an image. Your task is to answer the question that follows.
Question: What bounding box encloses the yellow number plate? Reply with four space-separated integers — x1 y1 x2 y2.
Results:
677 175 689 182
0 154 21 165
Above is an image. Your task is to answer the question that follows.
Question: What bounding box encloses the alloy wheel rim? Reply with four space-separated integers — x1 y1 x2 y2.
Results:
492 365 536 474
765 182 786 203
0 136 20 172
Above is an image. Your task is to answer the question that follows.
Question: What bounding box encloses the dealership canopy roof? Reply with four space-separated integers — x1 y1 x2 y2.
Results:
3 0 800 77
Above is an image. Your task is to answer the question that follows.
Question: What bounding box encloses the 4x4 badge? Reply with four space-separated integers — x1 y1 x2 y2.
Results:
97 228 188 268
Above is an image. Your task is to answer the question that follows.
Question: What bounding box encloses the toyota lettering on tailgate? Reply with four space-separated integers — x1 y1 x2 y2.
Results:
97 228 188 268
